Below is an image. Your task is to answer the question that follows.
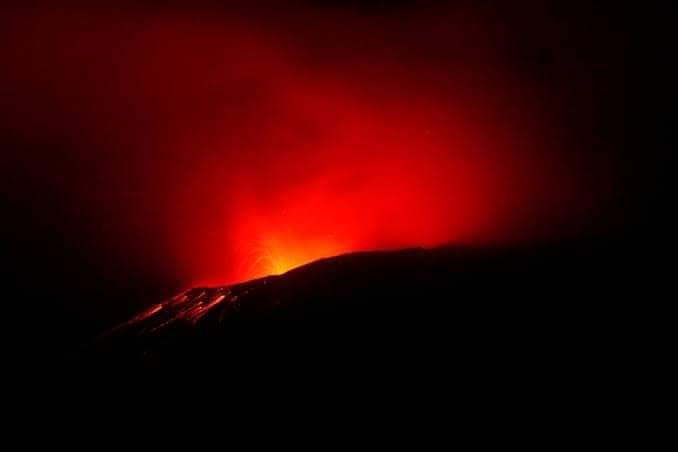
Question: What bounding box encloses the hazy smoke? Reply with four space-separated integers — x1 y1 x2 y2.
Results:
1 3 604 285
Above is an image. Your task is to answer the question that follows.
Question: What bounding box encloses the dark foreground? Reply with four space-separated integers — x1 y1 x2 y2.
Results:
73 242 647 371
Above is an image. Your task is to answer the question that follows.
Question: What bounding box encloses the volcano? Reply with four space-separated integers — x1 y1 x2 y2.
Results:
76 243 628 370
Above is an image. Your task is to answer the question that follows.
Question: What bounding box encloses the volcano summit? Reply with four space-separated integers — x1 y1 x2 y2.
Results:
76 244 625 370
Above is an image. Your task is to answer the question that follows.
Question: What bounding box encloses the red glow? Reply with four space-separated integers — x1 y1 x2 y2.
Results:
1 4 605 287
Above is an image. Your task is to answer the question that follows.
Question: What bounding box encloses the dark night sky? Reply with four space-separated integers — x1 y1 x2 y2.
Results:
1 1 674 358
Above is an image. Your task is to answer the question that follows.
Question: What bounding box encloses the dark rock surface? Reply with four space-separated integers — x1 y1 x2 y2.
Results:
76 244 638 370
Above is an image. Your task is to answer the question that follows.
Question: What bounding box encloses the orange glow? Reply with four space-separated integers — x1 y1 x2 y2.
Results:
249 235 345 276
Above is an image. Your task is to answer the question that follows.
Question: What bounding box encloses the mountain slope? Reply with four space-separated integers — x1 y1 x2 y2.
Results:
77 244 633 369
